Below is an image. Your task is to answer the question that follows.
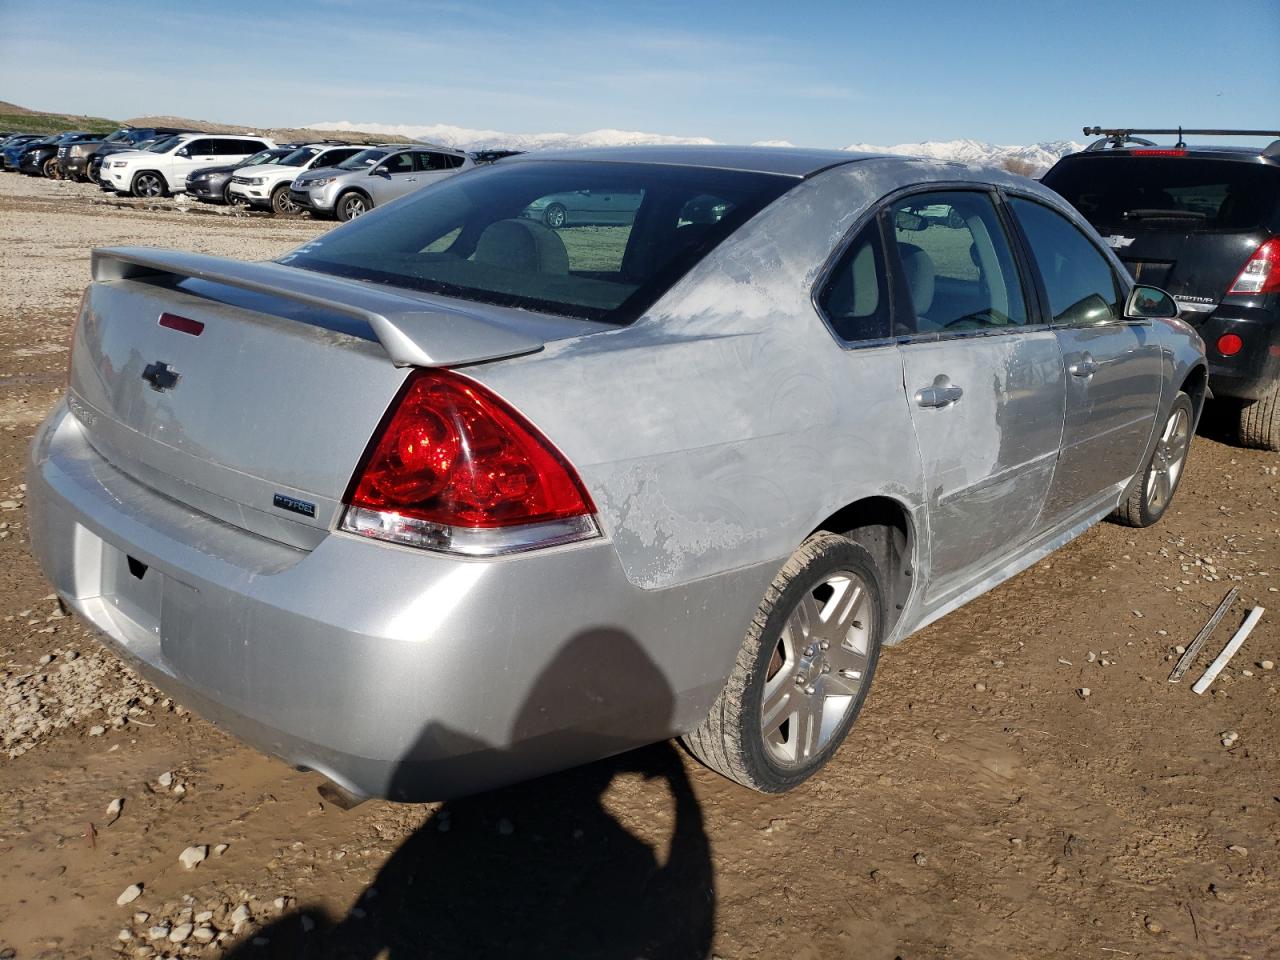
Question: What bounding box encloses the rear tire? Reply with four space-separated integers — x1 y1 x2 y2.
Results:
682 532 884 793
1110 392 1194 527
131 171 167 199
1238 381 1279 451
335 191 370 222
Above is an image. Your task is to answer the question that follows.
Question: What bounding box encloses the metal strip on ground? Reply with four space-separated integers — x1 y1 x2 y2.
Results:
1168 587 1239 683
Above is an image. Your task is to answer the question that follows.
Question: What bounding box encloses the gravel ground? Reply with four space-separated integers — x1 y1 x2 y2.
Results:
0 172 1278 960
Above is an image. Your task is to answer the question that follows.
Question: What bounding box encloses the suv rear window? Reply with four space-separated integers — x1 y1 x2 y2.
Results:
282 161 793 324
1047 157 1280 232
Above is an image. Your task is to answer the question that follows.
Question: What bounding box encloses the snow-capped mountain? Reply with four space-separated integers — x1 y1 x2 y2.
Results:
306 120 715 151
307 121 1084 173
844 138 1085 172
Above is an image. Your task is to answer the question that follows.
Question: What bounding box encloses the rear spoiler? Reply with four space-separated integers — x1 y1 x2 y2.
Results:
91 246 544 368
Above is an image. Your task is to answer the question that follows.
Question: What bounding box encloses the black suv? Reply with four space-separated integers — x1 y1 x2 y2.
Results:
1043 128 1280 449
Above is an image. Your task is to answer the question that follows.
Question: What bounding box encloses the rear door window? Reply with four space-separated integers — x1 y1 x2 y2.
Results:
1009 197 1123 326
889 191 1030 333
418 152 463 171
816 222 892 343
1045 157 1280 232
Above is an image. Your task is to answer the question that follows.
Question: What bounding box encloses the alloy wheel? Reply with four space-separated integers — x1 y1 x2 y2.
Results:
136 174 163 198
761 570 874 767
1146 405 1190 513
272 188 299 215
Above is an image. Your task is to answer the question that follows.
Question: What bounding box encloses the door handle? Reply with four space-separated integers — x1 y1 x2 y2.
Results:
1068 353 1098 378
915 375 964 408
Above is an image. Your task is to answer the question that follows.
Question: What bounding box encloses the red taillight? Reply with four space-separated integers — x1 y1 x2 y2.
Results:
1227 238 1280 296
1217 333 1244 356
341 369 598 555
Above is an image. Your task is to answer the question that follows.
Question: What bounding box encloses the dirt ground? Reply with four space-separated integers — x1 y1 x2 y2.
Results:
0 172 1277 960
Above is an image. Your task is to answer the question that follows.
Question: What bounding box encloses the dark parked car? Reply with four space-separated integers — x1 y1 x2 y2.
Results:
18 132 97 178
0 134 42 169
87 126 193 183
1044 128 1280 449
186 146 295 204
5 135 63 172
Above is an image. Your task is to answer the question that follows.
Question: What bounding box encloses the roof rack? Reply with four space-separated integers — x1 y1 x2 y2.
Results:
1083 126 1280 152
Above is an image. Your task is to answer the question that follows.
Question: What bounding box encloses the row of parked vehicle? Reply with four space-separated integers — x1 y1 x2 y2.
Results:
0 126 493 221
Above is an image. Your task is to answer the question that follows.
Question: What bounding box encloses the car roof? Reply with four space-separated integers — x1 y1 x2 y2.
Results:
501 145 896 177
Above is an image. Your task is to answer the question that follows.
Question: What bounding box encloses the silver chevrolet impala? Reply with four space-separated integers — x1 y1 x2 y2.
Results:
28 147 1205 801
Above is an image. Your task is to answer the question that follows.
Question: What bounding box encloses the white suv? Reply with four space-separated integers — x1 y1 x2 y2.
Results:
103 133 275 198
227 143 366 215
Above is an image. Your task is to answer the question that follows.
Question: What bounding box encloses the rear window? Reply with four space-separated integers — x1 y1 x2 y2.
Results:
281 161 793 324
1046 157 1280 232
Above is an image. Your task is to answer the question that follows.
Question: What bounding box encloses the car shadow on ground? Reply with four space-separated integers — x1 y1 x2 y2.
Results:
226 632 717 960
1194 396 1245 447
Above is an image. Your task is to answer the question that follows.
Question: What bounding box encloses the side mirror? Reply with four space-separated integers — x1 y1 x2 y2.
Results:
372 166 392 177
175 147 190 158
1125 284 1179 320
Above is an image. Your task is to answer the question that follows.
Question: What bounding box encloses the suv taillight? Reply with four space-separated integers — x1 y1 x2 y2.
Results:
1227 238 1280 296
340 369 599 556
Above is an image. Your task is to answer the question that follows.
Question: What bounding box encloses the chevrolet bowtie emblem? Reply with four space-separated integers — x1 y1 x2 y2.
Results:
141 361 180 392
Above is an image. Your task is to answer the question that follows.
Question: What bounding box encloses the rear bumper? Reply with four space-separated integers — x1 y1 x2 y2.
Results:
1194 301 1280 400
26 402 763 801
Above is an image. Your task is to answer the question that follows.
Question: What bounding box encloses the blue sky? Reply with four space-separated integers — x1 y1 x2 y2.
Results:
2 0 1277 146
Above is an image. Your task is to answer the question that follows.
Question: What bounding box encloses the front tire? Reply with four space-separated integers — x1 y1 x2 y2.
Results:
1238 381 1279 451
335 191 370 222
1111 392 1194 527
270 184 299 216
42 157 60 179
682 532 884 793
131 171 167 199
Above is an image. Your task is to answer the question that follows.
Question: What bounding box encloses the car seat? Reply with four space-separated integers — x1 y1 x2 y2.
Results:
474 219 570 273
897 242 936 327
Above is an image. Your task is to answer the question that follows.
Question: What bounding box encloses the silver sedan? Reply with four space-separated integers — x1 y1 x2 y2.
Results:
27 147 1204 801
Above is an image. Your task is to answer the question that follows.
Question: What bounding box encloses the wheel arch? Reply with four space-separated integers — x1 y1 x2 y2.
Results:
809 495 916 641
131 169 167 193
337 186 372 205
1179 363 1209 425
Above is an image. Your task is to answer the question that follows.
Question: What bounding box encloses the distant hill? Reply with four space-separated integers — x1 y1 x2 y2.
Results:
0 101 120 135
0 102 411 144
125 114 416 145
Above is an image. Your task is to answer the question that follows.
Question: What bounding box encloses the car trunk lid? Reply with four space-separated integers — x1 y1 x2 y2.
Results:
66 248 588 549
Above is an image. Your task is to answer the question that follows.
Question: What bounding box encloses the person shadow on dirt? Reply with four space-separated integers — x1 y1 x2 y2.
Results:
225 629 716 960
